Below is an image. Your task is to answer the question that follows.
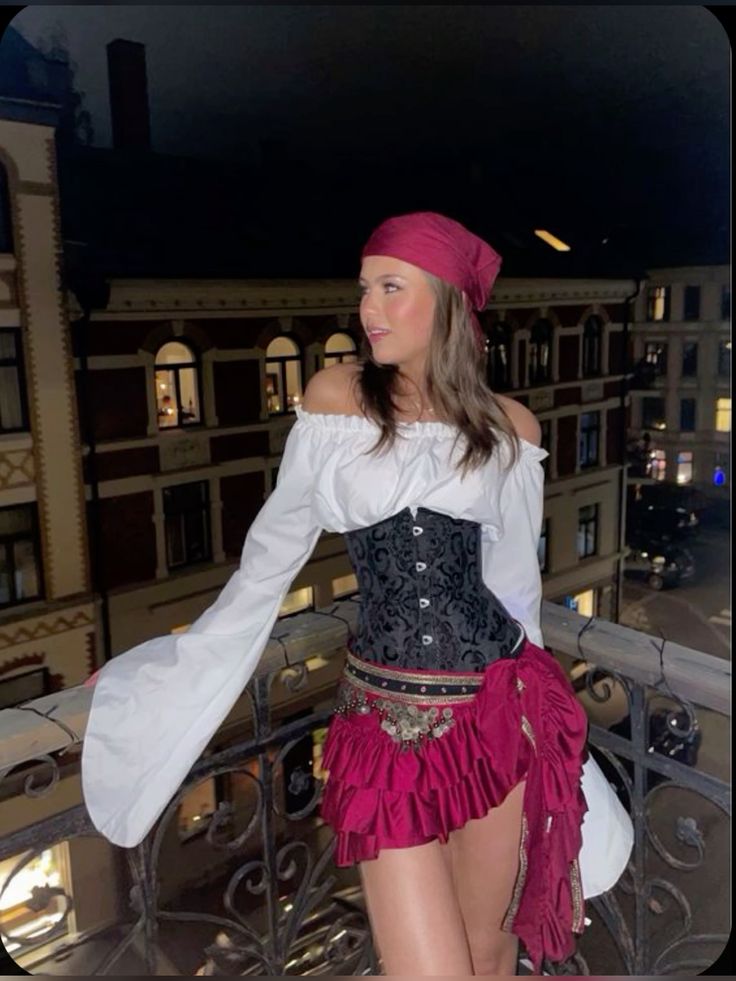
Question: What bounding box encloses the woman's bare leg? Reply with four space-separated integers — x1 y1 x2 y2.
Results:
444 779 527 976
359 838 474 976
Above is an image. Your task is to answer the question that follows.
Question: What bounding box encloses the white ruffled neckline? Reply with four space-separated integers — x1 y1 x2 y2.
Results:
294 404 457 439
293 405 549 459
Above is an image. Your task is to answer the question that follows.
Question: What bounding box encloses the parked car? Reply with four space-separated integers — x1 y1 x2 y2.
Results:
586 707 702 802
625 535 695 590
628 482 710 519
626 502 699 542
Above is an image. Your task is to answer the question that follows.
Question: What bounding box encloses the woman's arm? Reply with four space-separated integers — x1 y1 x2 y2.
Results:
82 417 325 847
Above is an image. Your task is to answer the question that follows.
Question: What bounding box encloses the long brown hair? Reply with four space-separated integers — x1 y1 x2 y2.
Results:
350 272 521 479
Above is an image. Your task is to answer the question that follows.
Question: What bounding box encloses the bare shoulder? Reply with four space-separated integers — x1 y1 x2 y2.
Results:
301 361 362 415
494 394 542 447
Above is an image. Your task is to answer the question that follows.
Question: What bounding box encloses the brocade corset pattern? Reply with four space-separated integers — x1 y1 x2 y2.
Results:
344 506 523 671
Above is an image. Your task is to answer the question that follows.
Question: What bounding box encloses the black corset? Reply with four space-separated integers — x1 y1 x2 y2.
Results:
343 507 523 671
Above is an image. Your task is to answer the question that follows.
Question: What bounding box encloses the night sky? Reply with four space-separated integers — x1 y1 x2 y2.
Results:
5 6 731 277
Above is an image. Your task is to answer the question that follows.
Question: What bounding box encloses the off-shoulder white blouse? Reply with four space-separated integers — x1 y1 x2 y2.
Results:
82 407 631 892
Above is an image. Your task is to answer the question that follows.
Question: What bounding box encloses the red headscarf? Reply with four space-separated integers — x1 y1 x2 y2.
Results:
361 212 502 352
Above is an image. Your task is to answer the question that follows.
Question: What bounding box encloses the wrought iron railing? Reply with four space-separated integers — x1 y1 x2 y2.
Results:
0 599 730 975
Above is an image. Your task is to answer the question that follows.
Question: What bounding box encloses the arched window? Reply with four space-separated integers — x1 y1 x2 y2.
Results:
324 331 358 368
582 316 603 376
487 322 512 390
266 335 303 415
155 341 202 429
529 319 552 385
0 163 13 254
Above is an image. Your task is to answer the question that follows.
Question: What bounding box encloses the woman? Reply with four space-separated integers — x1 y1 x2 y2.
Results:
82 212 632 976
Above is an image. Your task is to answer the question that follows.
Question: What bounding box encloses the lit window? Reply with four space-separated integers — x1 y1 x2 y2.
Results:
676 451 693 485
279 586 314 617
325 331 358 368
644 341 667 375
267 335 303 414
332 573 358 598
0 846 70 955
648 449 666 481
573 589 596 618
647 286 670 322
715 398 731 433
155 341 202 429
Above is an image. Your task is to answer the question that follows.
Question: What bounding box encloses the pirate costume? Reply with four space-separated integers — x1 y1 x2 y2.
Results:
82 213 632 973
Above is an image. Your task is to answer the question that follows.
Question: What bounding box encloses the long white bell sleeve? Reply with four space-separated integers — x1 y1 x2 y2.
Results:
481 441 549 648
81 420 324 848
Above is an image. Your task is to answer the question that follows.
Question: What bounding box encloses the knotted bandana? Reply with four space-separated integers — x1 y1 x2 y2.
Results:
361 212 502 351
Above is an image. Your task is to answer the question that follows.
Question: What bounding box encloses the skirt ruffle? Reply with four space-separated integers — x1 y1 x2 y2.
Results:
319 638 589 972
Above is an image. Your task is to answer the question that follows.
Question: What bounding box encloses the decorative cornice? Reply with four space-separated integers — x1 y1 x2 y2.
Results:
73 275 639 318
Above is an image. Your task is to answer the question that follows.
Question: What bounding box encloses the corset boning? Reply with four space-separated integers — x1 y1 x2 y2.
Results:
343 507 523 671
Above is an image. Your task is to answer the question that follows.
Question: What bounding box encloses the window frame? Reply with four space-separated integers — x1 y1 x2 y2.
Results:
681 341 698 378
324 330 358 369
266 336 304 416
582 316 603 376
0 328 31 434
487 322 513 391
0 162 12 253
644 341 667 376
642 396 666 431
717 340 731 378
721 286 731 322
579 410 600 469
676 450 694 485
646 285 671 322
683 285 701 321
679 398 696 432
529 319 553 386
715 397 731 433
0 503 44 610
577 503 599 559
154 341 204 431
163 480 213 571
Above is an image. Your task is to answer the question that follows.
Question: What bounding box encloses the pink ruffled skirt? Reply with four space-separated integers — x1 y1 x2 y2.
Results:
319 636 589 972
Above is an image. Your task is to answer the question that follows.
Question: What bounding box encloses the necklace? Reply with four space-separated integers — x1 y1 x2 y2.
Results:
405 396 435 419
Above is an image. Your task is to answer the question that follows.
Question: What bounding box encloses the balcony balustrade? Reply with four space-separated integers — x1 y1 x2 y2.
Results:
0 598 730 975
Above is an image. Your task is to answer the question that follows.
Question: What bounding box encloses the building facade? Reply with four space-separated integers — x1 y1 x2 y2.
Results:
628 266 730 497
0 94 96 708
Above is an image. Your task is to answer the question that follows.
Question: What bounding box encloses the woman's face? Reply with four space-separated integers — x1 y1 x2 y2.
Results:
359 256 436 374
